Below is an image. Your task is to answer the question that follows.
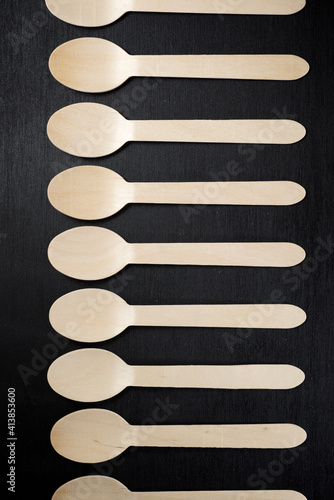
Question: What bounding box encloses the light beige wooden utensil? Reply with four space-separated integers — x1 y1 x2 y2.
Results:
48 166 306 220
51 408 307 463
48 348 305 402
49 289 307 342
49 38 310 93
52 476 307 500
45 0 306 27
47 103 306 158
48 226 306 280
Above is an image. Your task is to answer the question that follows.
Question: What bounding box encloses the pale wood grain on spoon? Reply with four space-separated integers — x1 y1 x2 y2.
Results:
52 476 308 500
47 226 306 280
51 409 307 463
45 0 306 27
47 103 306 158
49 289 307 343
48 166 306 220
49 38 310 93
47 348 305 402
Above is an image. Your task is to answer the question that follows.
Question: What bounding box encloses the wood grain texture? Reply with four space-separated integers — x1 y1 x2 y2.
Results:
47 103 306 157
48 166 306 220
52 476 307 500
49 38 310 92
45 0 306 27
50 409 307 463
49 289 307 342
47 348 305 401
47 226 306 279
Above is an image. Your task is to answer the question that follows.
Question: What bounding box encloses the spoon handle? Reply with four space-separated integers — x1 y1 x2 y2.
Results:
134 54 309 81
132 0 305 15
133 304 306 329
133 423 306 449
133 364 304 389
132 119 305 145
136 491 306 500
131 242 305 267
132 181 305 206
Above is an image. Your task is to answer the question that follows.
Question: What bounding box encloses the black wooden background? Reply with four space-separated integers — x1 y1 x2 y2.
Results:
1 1 334 499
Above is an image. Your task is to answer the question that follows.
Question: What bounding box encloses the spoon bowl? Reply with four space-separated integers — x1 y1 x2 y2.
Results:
51 409 132 463
48 226 132 279
45 0 127 27
47 103 128 157
52 476 130 500
48 349 132 401
49 38 132 92
49 289 133 342
48 166 131 219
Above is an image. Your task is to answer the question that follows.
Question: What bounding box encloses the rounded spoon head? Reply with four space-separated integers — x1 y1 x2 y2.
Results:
49 38 132 92
52 476 131 500
48 166 130 219
45 0 127 27
48 226 131 280
49 289 132 342
51 409 131 463
47 103 128 157
48 349 132 402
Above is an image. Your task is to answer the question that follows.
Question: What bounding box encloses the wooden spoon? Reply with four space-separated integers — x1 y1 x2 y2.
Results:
48 166 306 220
51 408 307 463
47 103 306 158
48 226 306 280
48 348 305 402
49 38 310 93
45 0 306 27
52 476 307 500
49 289 307 342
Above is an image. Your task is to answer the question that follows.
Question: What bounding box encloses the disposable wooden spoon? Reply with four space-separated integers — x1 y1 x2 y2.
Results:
52 476 307 500
45 0 306 27
48 349 305 402
51 408 307 463
47 103 306 158
48 226 306 280
49 38 310 93
49 289 307 342
48 166 306 220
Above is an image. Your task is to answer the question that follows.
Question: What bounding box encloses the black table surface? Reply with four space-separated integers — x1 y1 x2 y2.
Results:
1 1 334 499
